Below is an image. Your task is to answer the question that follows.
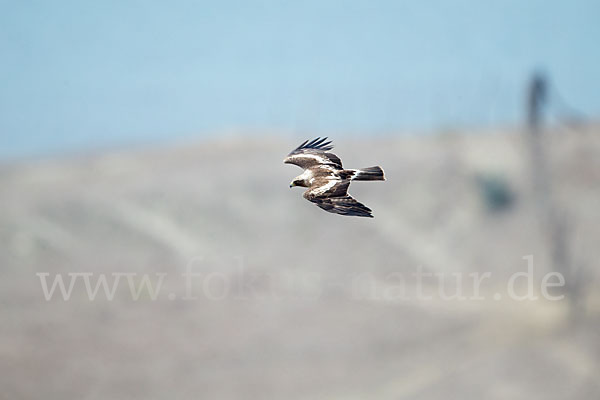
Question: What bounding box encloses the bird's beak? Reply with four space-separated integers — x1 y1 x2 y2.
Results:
289 182 295 188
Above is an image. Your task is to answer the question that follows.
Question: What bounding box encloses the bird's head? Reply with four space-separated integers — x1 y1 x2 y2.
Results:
289 177 305 188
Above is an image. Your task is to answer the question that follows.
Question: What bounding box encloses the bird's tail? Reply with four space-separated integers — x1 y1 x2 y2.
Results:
349 166 385 181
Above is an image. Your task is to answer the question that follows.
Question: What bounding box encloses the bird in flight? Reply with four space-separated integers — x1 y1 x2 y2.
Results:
284 137 385 217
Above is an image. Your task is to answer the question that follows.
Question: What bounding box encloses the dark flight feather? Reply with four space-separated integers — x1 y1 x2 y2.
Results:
287 137 334 155
309 196 373 218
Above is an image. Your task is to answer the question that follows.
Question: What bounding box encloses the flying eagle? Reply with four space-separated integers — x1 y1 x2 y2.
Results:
284 137 385 218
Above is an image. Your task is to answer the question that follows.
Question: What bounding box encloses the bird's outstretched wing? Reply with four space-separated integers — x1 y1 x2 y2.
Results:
283 137 342 169
308 195 373 218
303 179 373 217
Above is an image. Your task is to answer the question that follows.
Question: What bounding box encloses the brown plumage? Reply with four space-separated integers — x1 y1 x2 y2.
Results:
284 137 385 217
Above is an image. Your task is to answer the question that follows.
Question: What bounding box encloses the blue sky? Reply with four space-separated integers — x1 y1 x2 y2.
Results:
1 0 599 158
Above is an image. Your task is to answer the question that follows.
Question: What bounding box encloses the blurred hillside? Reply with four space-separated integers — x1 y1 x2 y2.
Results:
1 125 599 399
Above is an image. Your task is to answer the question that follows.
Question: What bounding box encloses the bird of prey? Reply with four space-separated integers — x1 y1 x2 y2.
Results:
284 137 385 217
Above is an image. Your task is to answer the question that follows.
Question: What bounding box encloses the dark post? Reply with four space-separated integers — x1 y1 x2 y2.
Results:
525 72 582 318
